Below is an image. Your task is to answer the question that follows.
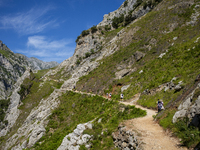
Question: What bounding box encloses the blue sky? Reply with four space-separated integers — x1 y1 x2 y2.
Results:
0 0 125 63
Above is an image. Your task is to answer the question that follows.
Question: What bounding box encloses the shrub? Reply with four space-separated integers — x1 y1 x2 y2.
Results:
124 14 136 26
124 0 128 7
75 35 81 43
112 14 124 29
175 118 200 148
105 25 111 31
91 25 98 33
76 59 81 65
85 52 91 58
81 30 90 37
133 0 143 8
90 49 95 54
0 99 10 122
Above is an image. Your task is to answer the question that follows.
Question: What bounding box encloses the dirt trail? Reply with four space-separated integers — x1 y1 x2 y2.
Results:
61 89 187 149
121 101 187 150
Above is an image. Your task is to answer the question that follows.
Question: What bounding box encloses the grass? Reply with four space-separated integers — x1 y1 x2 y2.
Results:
31 91 146 150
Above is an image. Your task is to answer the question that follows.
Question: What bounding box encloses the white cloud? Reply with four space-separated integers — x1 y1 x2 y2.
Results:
0 6 57 34
16 36 75 63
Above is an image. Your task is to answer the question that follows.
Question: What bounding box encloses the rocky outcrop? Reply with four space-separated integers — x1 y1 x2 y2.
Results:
112 125 143 150
0 44 28 99
173 80 200 126
4 88 61 150
0 69 31 137
98 0 152 28
134 51 145 62
0 41 58 101
57 122 93 150
115 68 137 80
142 77 183 96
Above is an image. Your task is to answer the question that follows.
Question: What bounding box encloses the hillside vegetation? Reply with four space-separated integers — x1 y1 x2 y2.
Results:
0 0 200 149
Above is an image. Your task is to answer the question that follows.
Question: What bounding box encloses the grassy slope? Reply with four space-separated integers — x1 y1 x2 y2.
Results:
76 0 200 148
31 91 146 150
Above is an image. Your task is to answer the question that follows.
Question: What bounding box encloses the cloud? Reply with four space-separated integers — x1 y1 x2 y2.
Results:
16 36 75 63
0 6 57 34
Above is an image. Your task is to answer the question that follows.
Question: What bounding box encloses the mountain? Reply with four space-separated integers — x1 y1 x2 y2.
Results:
0 41 59 99
15 53 59 70
0 0 200 149
0 41 29 100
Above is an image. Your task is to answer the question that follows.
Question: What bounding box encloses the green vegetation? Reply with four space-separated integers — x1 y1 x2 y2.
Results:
0 99 10 124
91 25 98 33
124 0 128 7
82 30 90 37
8 70 63 138
174 118 200 148
75 1 200 148
32 91 146 150
112 14 124 29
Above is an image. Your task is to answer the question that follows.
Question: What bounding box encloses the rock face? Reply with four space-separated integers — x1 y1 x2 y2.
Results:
98 0 152 28
0 69 31 137
112 125 142 150
0 41 59 100
173 81 200 126
57 122 93 150
0 41 29 100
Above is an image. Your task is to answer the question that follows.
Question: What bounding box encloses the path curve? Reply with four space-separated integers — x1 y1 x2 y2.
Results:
121 101 187 150
60 89 187 150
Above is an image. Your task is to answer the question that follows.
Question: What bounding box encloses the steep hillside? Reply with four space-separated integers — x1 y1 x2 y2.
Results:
0 41 29 100
0 41 59 99
0 0 200 149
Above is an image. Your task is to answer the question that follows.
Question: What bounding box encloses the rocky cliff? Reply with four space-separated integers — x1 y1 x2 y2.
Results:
0 41 28 100
0 41 59 100
0 0 200 149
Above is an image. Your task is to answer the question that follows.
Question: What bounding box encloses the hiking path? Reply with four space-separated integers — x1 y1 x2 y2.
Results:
61 89 187 150
120 97 187 150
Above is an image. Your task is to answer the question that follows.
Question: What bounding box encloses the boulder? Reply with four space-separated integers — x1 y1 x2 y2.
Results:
134 51 145 62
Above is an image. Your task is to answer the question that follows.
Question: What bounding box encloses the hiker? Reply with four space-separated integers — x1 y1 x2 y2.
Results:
120 93 124 100
157 99 164 113
73 86 76 91
106 93 108 98
109 93 112 98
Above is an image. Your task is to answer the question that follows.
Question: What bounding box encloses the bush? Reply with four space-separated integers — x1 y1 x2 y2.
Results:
0 99 10 123
91 25 98 33
124 14 136 26
124 0 128 7
85 52 91 58
75 35 81 43
112 14 124 29
81 30 90 37
105 25 111 31
133 0 143 8
175 118 200 148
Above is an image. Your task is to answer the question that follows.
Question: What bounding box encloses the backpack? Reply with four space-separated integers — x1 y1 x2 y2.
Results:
158 102 162 109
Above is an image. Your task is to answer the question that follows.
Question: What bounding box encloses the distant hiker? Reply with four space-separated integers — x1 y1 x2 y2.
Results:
157 99 164 113
106 93 108 98
109 93 112 98
73 86 76 91
120 93 124 100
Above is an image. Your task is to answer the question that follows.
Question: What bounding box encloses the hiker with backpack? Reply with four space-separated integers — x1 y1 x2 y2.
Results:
157 99 164 113
120 93 124 100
